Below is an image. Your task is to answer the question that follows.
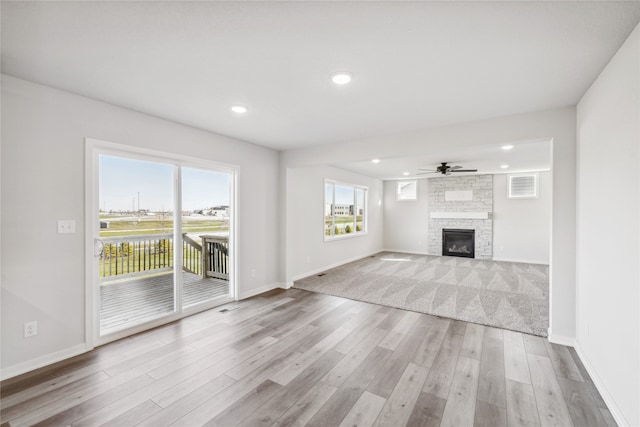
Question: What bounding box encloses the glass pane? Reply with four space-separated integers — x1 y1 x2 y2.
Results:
98 155 175 335
334 184 355 235
397 181 417 200
355 188 365 232
325 183 334 237
181 167 231 307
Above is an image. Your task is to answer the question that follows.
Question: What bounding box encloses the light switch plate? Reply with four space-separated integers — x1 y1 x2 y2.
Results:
57 220 76 234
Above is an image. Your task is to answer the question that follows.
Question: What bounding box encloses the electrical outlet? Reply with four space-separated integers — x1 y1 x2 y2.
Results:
306 257 310 264
24 321 38 338
251 269 256 278
57 220 76 234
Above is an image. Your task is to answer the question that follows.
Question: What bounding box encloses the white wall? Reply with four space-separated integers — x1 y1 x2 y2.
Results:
493 171 551 264
1 75 280 376
281 106 577 340
383 179 430 253
576 24 639 427
286 166 383 282
383 173 551 263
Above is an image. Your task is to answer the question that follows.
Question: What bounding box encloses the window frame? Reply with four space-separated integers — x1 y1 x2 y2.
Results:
85 137 237 348
397 180 418 201
324 179 368 242
508 172 539 199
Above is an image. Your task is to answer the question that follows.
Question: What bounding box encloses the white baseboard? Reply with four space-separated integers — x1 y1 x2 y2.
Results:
382 248 430 255
574 341 630 427
492 257 549 265
238 282 287 300
547 329 576 347
0 343 88 381
291 250 382 282
546 332 631 426
280 282 294 289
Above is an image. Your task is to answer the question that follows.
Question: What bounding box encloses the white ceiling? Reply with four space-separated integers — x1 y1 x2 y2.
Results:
336 139 551 180
2 2 639 152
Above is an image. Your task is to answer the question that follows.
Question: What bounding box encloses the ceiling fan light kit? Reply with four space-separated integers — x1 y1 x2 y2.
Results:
417 162 478 176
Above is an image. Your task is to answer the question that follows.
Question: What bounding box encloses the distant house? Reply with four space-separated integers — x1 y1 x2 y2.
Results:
333 204 353 216
210 206 229 217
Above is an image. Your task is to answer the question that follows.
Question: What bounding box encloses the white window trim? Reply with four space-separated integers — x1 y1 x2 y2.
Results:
85 138 238 349
397 180 418 201
324 179 368 242
508 172 539 199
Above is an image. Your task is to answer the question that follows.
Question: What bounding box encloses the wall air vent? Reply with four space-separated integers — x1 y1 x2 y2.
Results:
508 173 538 199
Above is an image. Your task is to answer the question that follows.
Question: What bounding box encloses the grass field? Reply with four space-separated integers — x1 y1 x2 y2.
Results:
325 215 365 235
100 216 229 237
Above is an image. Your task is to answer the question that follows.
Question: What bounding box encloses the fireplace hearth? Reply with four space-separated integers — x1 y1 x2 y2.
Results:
442 229 475 258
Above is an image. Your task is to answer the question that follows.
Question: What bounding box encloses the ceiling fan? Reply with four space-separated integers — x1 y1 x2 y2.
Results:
417 162 478 176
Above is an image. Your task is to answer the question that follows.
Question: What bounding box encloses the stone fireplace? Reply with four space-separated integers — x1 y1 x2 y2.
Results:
428 175 493 259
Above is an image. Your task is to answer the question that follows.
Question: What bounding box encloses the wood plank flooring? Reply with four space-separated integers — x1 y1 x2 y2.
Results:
1 289 615 427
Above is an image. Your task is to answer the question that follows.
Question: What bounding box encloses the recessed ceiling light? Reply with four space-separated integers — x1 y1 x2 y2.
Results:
500 164 509 169
331 71 353 85
230 105 247 114
403 172 410 176
501 144 514 151
371 158 381 164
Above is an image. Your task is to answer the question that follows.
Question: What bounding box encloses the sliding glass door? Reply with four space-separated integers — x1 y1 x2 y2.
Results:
98 155 177 335
181 167 232 307
91 146 234 341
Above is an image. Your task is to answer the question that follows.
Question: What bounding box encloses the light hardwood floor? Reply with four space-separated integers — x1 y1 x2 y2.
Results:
0 289 616 427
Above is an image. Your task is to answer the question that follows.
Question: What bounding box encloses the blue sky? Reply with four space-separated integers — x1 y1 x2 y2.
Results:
99 155 230 211
326 183 364 206
335 185 354 205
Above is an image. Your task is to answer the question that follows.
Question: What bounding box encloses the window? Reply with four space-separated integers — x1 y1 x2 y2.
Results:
325 180 367 240
397 180 418 200
87 139 236 345
508 173 538 198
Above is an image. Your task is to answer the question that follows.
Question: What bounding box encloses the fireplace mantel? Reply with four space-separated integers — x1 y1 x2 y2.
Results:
430 212 489 220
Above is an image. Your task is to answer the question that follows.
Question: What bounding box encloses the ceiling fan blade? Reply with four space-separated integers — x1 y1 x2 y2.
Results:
450 165 463 169
450 169 478 172
418 168 437 171
416 171 439 175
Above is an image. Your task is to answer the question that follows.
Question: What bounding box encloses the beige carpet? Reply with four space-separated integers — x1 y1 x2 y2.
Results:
294 252 549 336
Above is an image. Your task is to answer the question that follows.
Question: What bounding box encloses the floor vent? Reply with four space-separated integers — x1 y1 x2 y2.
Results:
219 308 229 313
317 273 327 277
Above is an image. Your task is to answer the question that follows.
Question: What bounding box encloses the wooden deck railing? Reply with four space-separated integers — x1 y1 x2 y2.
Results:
101 233 173 278
202 235 229 280
182 234 203 276
100 233 229 281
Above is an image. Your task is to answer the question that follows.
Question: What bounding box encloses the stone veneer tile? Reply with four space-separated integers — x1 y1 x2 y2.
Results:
428 175 493 259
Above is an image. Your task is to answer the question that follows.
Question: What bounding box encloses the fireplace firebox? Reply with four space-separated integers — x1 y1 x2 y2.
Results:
442 229 475 258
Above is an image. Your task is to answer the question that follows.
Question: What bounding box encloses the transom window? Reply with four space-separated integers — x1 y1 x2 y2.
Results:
397 180 418 201
324 180 367 240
